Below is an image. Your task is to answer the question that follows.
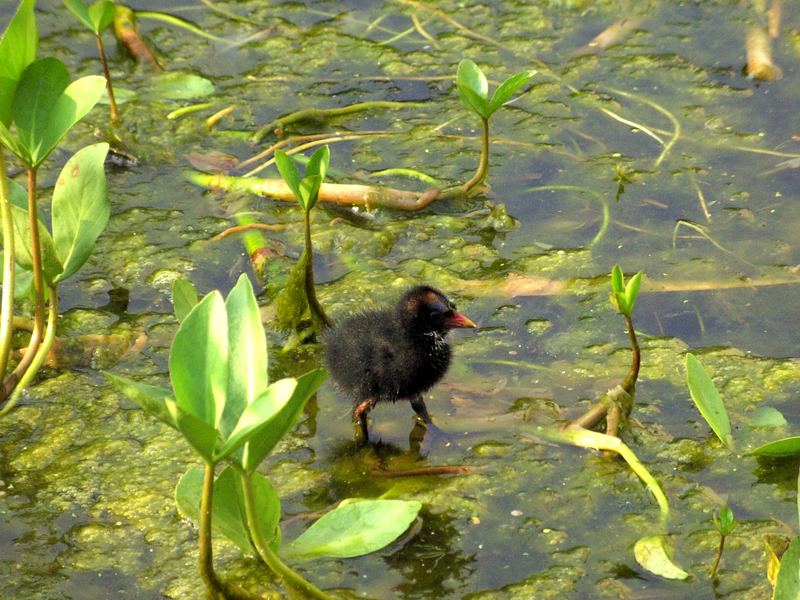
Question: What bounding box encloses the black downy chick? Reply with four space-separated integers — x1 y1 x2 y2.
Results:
324 285 476 440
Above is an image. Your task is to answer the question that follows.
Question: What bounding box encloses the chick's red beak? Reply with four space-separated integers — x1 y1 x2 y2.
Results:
445 311 477 329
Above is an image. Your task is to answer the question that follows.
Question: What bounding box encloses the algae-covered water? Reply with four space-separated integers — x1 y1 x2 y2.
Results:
2 1 800 598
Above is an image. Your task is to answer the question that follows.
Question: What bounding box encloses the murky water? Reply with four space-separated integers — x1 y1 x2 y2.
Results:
2 1 800 598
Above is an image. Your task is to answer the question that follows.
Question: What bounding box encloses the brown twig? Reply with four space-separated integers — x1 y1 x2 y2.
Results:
369 465 475 477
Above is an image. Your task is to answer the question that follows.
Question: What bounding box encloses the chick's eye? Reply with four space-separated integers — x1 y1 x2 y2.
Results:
429 300 447 314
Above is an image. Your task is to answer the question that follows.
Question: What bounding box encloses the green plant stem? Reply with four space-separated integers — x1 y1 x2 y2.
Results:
1 167 45 402
0 150 15 380
461 116 489 194
0 284 58 417
95 33 120 125
239 472 333 600
199 462 227 599
303 210 332 330
710 534 725 579
622 314 640 394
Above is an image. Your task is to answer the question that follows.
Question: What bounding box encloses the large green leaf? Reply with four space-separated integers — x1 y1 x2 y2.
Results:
103 371 177 430
172 278 199 323
171 407 220 463
487 70 535 115
169 291 228 427
242 369 326 472
51 142 110 282
175 466 281 555
220 274 267 439
752 437 800 458
774 537 800 600
12 60 104 167
0 0 37 126
686 353 733 449
283 499 421 560
7 180 62 284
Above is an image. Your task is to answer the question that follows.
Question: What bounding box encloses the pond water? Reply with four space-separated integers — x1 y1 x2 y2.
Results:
2 1 800 598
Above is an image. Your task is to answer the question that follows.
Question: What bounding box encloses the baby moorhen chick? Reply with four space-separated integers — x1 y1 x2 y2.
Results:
324 285 476 440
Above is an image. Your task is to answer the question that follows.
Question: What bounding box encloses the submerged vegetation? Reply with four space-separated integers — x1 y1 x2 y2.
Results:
2 0 800 598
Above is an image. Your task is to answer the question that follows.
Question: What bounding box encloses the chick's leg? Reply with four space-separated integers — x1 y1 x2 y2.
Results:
410 394 433 425
353 397 376 440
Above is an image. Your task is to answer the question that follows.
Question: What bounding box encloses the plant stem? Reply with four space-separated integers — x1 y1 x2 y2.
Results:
622 314 640 394
303 210 332 330
95 33 120 124
239 472 333 600
710 534 725 579
461 116 490 194
199 462 227 599
1 167 45 402
0 284 58 417
0 149 15 379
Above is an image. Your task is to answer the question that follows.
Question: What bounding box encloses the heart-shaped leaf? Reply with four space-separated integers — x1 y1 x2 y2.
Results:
175 466 281 555
220 274 267 439
51 142 110 282
488 70 535 115
283 498 421 560
170 291 228 428
686 353 733 450
172 278 199 323
0 0 37 126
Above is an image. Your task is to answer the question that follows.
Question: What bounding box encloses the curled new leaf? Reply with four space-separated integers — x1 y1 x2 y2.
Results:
488 70 535 115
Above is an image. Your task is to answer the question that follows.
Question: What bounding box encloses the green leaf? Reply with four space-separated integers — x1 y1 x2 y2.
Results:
298 174 322 212
242 369 326 472
305 145 329 182
12 59 105 167
103 371 177 430
715 506 736 536
774 537 800 600
611 264 624 294
283 499 421 560
275 150 302 200
624 272 642 314
0 0 37 126
145 72 214 101
217 378 298 462
51 142 110 283
172 278 199 323
220 274 267 439
175 466 281 555
0 253 33 300
0 119 26 158
7 180 63 284
64 0 94 31
488 70 535 115
169 291 228 428
752 436 800 458
456 59 488 100
88 0 115 32
633 535 689 580
12 58 70 166
171 407 220 463
457 83 490 120
686 353 733 450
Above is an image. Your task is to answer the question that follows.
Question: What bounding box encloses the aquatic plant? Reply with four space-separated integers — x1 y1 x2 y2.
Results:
0 0 107 414
108 275 421 598
711 505 736 579
64 0 120 124
274 145 332 342
454 59 535 195
686 353 733 450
